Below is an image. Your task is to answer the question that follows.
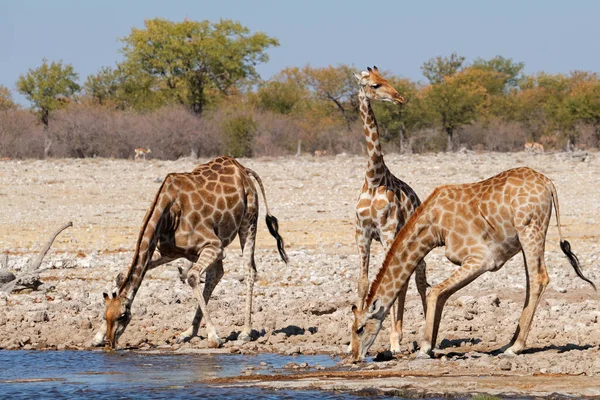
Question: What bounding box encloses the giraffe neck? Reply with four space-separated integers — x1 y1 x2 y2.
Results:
118 178 168 306
119 244 154 306
366 209 437 312
358 88 386 187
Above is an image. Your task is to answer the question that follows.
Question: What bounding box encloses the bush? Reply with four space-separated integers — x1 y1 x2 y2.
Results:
222 114 257 158
0 110 45 158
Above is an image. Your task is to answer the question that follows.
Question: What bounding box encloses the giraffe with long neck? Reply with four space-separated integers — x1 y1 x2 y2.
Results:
353 66 427 353
351 166 596 361
93 156 288 349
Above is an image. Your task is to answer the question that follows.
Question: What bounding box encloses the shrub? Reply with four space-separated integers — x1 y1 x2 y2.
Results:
0 109 45 158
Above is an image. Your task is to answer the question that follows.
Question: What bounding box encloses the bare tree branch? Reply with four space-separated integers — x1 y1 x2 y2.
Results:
28 221 72 272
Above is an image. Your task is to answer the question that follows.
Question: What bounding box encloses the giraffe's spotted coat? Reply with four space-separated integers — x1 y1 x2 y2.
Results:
352 166 596 361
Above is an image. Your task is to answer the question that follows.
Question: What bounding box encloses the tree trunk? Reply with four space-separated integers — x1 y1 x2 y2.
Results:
446 126 454 152
296 139 302 157
189 73 205 116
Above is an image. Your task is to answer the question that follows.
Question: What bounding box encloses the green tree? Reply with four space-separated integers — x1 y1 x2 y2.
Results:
83 66 120 106
299 64 358 131
421 52 465 85
223 114 257 157
16 59 80 127
423 68 489 151
372 76 433 152
84 64 163 110
564 73 600 147
253 69 309 115
472 55 525 91
0 85 16 110
120 18 279 115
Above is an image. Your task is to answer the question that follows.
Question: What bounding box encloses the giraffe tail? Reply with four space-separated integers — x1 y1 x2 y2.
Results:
549 180 596 291
246 168 289 265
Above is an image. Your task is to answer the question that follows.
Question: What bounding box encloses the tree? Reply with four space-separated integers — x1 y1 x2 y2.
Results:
299 64 359 131
83 64 163 111
16 59 80 157
0 85 16 110
371 76 433 152
423 68 489 151
120 18 279 115
16 59 80 127
472 55 525 92
253 69 309 115
421 52 465 85
565 73 600 147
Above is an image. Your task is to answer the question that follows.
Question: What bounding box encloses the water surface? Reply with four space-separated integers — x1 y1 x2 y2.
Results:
0 350 376 399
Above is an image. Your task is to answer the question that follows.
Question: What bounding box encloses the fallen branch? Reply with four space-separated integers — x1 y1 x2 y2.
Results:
27 221 73 273
1 221 73 294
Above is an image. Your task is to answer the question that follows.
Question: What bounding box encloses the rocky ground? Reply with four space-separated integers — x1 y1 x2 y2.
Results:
1 151 599 397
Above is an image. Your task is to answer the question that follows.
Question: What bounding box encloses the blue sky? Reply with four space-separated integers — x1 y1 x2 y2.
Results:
2 0 599 105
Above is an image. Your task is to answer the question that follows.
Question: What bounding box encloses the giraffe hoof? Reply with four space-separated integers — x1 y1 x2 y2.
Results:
415 351 431 359
501 349 518 358
238 332 252 342
208 338 224 348
176 335 190 344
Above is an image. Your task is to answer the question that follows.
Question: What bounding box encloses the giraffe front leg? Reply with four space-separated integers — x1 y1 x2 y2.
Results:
389 282 409 354
419 255 490 358
176 262 223 343
349 229 372 353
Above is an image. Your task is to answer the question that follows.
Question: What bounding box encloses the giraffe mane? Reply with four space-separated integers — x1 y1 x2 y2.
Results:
119 174 172 294
364 191 435 305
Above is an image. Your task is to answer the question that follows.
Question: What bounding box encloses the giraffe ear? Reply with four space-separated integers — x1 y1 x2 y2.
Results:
115 272 124 288
361 70 370 77
367 299 385 319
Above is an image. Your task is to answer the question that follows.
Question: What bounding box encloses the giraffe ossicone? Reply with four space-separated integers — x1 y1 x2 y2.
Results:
94 156 288 350
352 166 596 362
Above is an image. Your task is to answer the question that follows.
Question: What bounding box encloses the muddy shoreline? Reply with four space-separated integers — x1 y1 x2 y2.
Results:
1 152 599 397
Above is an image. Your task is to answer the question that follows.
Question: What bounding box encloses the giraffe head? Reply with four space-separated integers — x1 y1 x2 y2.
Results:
351 299 385 361
354 66 405 105
102 273 131 350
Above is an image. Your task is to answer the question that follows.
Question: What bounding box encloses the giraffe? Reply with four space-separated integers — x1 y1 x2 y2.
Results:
351 166 596 361
134 147 152 160
93 156 288 350
352 66 428 354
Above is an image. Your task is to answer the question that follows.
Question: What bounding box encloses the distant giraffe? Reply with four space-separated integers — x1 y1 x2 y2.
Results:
134 148 152 160
352 66 427 354
313 150 327 157
93 156 288 349
351 167 595 361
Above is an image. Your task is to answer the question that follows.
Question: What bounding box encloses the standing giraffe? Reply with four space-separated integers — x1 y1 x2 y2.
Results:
93 156 288 349
353 66 427 353
351 167 595 361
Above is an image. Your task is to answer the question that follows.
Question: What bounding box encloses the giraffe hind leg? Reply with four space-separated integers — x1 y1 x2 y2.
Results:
237 192 259 342
502 228 549 356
